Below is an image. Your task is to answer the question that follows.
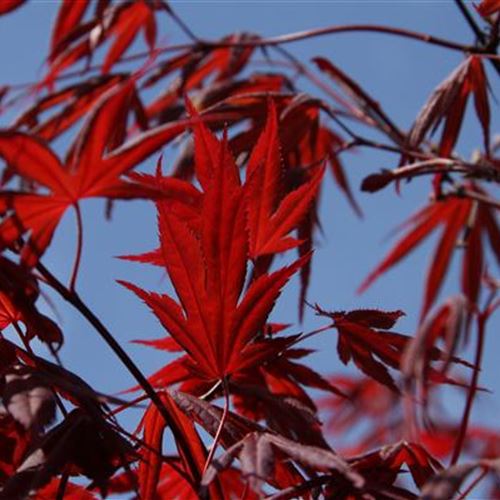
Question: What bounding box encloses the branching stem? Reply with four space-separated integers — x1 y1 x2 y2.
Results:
454 0 487 45
203 377 230 477
35 261 201 486
456 467 488 500
8 22 486 92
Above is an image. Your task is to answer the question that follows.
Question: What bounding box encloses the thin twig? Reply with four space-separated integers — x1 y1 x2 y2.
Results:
203 377 230 477
453 187 500 210
454 0 487 45
35 261 201 486
55 472 69 500
456 467 488 500
69 203 83 292
139 23 480 59
450 307 490 465
7 23 483 92
165 4 199 42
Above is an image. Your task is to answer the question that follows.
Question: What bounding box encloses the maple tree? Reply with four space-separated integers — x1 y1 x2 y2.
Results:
0 1 499 498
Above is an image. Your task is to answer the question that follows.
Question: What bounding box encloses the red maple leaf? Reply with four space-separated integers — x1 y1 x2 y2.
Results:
409 55 490 158
45 0 168 85
358 188 500 319
122 103 311 381
0 81 188 266
245 101 325 258
315 307 470 392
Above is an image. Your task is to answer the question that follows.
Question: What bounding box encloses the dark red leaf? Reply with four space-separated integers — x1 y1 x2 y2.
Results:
50 0 90 60
2 366 56 431
0 0 26 15
476 0 500 16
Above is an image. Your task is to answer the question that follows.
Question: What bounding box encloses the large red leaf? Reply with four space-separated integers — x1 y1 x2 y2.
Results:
0 82 191 264
124 106 308 381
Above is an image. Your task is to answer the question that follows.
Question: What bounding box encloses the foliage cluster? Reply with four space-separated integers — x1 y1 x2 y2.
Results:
0 1 499 498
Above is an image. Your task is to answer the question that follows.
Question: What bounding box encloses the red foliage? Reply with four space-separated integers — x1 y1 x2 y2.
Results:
0 1 498 499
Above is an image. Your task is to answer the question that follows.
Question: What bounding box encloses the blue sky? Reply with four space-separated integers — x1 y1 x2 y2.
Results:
0 0 499 469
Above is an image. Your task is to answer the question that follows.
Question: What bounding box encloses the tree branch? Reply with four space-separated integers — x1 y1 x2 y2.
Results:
454 0 487 45
35 261 201 486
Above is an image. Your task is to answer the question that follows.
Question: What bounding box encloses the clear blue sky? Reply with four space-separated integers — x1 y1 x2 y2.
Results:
0 0 498 462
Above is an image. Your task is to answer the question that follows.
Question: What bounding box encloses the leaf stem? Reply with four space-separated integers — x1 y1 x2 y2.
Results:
203 377 230 477
450 312 486 465
35 261 201 486
69 203 83 292
200 379 223 400
297 323 334 344
55 472 69 500
165 4 199 42
456 467 487 500
451 187 500 210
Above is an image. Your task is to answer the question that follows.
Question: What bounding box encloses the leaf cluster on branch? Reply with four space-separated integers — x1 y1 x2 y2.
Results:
0 0 499 498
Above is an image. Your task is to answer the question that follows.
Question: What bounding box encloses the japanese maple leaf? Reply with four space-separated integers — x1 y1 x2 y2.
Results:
409 55 490 157
99 0 162 75
315 307 470 392
168 96 330 316
202 431 363 496
1 408 133 498
349 441 442 491
131 329 340 448
13 74 127 143
314 56 405 145
45 0 167 84
244 100 325 258
0 81 188 265
142 32 259 100
0 256 63 347
401 295 469 402
122 109 309 382
358 188 500 319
